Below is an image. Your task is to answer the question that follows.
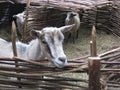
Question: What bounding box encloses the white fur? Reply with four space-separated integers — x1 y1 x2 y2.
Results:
65 12 80 43
0 25 74 68
65 12 80 33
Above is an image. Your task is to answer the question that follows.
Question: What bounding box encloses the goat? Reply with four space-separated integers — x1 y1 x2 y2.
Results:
0 24 74 68
13 11 25 35
65 12 80 43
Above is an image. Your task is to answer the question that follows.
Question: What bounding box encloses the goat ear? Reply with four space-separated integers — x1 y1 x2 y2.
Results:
13 15 17 18
59 24 75 33
71 13 76 17
30 30 42 38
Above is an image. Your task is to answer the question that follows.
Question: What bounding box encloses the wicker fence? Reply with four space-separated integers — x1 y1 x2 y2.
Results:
19 0 120 43
0 0 120 89
0 26 120 90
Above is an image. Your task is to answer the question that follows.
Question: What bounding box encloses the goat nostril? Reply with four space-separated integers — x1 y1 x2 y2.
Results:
58 57 66 63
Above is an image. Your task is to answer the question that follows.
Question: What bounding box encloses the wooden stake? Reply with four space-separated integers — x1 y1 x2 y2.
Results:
88 57 101 90
90 41 93 56
88 25 100 90
11 21 17 57
22 0 31 42
91 25 97 56
11 21 21 88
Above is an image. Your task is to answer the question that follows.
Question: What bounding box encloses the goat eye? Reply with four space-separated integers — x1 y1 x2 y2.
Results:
42 40 47 44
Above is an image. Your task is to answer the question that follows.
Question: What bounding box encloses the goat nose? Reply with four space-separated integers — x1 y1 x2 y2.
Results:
58 57 66 63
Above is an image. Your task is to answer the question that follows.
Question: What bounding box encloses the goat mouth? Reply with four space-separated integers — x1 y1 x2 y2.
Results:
49 58 67 68
53 61 67 68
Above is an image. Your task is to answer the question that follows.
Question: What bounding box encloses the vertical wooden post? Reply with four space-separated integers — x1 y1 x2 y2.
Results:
22 0 31 42
90 41 93 57
11 21 21 88
88 25 101 90
88 57 101 90
91 25 97 57
11 21 17 57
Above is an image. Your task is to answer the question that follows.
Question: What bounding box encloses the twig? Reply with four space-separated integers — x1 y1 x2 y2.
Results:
22 0 31 42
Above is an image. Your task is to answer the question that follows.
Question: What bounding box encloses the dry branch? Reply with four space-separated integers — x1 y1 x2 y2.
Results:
22 0 31 42
11 21 17 57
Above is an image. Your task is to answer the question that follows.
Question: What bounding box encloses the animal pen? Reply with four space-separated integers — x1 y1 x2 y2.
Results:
0 0 120 90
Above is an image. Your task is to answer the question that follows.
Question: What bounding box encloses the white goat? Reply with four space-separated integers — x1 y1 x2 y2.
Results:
0 24 74 68
65 12 80 43
13 11 25 34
